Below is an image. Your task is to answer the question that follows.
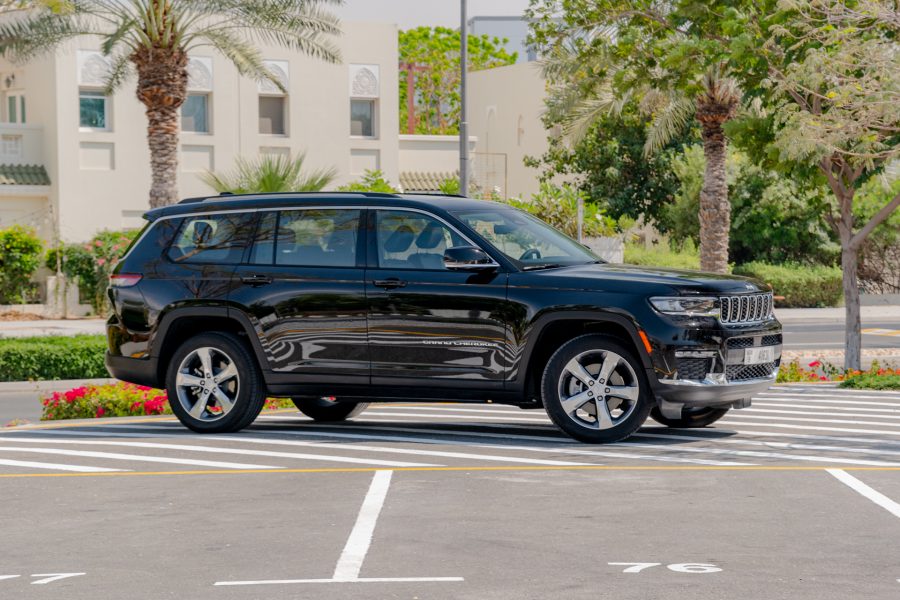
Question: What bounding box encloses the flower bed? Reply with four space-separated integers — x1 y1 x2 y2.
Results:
778 359 900 387
40 382 294 421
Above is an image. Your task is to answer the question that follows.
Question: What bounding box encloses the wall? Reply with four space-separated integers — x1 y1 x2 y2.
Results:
468 62 549 200
398 134 476 174
10 21 399 242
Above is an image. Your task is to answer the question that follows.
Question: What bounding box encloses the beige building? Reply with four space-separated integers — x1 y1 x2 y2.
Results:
0 21 399 242
468 61 549 200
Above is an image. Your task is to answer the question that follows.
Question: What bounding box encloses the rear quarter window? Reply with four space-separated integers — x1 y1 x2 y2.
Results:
167 213 256 264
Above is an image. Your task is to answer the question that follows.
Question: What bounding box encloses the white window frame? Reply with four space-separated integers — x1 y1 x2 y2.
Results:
182 92 211 134
78 88 111 132
350 98 378 139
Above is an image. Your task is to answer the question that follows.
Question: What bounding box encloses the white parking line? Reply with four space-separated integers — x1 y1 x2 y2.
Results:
827 469 900 519
744 408 900 419
0 438 439 468
0 446 280 470
753 402 900 414
0 458 125 473
723 414 900 427
214 470 464 586
717 420 900 437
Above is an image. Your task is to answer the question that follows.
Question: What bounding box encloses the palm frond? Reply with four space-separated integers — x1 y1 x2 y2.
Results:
644 95 695 156
191 28 281 90
201 153 337 194
102 52 133 94
0 11 98 62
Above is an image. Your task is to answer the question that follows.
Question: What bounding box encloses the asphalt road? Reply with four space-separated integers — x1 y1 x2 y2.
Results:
783 320 900 350
0 385 898 599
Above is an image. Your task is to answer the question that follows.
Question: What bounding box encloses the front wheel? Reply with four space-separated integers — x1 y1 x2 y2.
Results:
541 334 652 444
293 398 369 422
649 406 730 428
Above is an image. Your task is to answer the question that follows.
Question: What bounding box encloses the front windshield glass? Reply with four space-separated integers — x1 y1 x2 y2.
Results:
452 207 601 270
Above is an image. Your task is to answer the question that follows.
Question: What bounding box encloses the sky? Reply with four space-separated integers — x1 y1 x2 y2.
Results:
335 0 532 29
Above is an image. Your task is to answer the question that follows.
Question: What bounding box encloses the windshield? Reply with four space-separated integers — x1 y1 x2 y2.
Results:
452 207 601 270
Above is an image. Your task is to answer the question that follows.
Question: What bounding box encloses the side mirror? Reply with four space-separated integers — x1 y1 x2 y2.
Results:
443 246 499 272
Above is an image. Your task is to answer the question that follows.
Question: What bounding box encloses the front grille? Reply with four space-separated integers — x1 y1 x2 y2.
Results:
726 333 783 349
676 357 711 380
726 361 777 381
719 293 774 324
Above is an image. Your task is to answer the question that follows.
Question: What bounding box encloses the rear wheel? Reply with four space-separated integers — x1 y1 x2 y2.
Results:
293 398 369 422
649 406 730 428
541 334 651 444
165 332 266 433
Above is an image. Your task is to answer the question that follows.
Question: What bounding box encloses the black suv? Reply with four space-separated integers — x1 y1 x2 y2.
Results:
106 192 782 443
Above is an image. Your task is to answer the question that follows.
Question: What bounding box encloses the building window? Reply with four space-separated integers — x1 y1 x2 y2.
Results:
79 90 109 130
182 93 209 133
350 99 376 138
4 94 25 124
259 96 286 135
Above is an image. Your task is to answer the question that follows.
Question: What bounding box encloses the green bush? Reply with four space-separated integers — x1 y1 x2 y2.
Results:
733 262 843 308
839 373 900 390
337 169 398 193
0 335 109 381
504 183 618 239
0 225 44 304
623 242 702 270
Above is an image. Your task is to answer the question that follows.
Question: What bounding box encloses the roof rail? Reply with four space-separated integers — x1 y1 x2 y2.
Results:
177 191 403 204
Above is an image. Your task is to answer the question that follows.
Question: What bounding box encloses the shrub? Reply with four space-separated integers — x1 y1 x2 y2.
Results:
0 335 108 381
0 225 44 304
504 183 618 239
39 381 295 420
623 241 702 270
200 153 336 194
337 169 398 193
733 262 843 308
840 372 900 390
46 243 98 303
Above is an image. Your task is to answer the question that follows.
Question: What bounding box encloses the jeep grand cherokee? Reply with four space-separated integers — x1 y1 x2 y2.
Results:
106 192 782 443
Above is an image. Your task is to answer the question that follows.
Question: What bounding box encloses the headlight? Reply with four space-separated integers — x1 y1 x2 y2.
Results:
649 296 719 317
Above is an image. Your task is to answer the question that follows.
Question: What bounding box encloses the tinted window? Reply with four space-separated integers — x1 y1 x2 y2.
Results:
167 213 255 264
375 210 466 270
250 209 361 268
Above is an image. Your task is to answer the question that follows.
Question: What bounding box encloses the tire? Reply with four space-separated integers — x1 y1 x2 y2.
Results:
649 406 730 428
165 332 266 433
541 334 652 444
292 398 369 422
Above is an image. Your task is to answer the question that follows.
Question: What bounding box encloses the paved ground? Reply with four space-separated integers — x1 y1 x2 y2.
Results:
0 384 898 599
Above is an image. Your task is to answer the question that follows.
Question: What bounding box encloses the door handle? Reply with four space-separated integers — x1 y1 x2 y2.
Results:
373 278 407 289
241 274 273 287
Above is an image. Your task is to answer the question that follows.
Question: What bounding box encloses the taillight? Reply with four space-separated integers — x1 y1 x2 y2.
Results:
109 274 142 288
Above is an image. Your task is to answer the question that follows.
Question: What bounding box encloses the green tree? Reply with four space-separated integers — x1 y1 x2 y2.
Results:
399 26 517 134
0 225 43 304
201 154 336 195
755 0 900 369
528 0 764 273
337 170 398 193
524 110 687 229
0 0 341 208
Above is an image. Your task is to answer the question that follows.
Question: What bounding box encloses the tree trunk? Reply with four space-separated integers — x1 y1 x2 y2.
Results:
697 119 730 273
132 46 188 208
841 241 862 371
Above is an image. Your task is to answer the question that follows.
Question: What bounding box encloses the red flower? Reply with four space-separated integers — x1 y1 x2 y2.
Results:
808 360 821 368
95 407 105 418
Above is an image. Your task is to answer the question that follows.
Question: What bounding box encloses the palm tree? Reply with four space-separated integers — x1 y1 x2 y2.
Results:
543 46 742 273
201 153 336 194
0 0 341 208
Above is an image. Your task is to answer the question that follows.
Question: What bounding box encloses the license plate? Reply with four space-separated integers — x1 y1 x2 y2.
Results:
744 346 776 364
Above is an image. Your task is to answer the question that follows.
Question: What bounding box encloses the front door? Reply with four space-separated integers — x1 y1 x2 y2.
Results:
366 209 509 389
230 207 368 384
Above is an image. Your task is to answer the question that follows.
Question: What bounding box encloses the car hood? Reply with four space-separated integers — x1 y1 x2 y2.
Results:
524 262 768 295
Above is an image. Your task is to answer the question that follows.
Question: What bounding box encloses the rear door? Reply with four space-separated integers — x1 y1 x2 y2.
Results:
365 208 510 390
229 207 369 384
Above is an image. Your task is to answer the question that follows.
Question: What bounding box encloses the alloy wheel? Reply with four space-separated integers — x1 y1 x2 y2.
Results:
174 346 240 422
556 349 640 430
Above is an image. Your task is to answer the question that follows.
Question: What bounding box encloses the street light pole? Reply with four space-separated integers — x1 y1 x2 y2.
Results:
459 0 469 196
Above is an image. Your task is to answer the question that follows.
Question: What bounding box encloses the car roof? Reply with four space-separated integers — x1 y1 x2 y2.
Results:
143 192 504 221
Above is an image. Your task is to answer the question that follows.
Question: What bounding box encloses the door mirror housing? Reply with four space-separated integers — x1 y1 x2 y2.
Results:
443 246 498 272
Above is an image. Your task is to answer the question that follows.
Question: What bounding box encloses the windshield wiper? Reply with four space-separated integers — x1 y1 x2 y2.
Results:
522 263 563 271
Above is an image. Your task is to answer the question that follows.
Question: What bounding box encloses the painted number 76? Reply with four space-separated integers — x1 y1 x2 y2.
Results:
609 563 722 574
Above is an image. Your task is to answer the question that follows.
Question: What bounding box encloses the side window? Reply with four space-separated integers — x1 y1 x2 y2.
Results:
249 209 361 267
167 213 255 264
375 210 466 270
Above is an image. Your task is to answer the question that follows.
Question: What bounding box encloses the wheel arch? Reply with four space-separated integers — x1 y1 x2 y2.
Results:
153 307 270 384
515 312 651 403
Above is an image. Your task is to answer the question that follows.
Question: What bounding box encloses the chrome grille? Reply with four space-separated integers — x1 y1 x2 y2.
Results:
719 293 773 324
726 333 783 349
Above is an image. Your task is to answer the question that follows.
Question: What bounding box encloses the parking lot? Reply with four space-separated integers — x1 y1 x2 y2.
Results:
1 383 898 599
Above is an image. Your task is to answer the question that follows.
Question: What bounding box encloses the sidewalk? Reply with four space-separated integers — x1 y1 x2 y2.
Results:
0 318 106 338
775 305 900 323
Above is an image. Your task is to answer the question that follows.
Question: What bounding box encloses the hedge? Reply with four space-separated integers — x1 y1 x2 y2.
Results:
0 335 109 382
623 244 702 270
733 262 843 308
